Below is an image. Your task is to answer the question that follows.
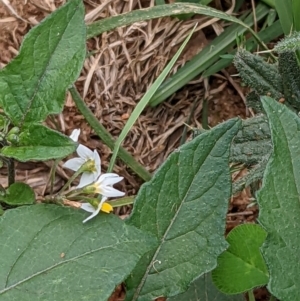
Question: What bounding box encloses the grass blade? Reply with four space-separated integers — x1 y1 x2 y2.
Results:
149 3 270 106
203 20 283 78
69 86 152 181
107 25 197 172
274 0 293 34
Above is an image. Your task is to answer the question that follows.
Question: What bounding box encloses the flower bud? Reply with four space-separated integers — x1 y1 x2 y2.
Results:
7 127 20 136
6 133 19 145
82 184 97 194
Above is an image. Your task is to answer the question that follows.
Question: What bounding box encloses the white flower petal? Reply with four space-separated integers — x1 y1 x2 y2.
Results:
63 158 85 171
100 186 125 198
82 204 101 223
97 173 124 186
80 203 96 213
93 150 101 177
77 144 94 160
70 129 80 142
78 172 94 188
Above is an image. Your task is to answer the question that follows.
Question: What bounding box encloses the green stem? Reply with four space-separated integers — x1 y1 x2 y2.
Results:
59 168 83 194
69 86 152 181
248 290 256 301
202 97 209 130
7 159 15 186
108 196 135 207
50 160 59 195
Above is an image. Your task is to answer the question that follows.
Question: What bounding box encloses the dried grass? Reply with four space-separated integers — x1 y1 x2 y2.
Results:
0 0 245 197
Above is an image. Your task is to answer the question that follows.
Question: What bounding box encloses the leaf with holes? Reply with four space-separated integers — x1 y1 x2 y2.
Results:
125 118 241 301
0 0 85 126
257 96 300 300
0 205 156 301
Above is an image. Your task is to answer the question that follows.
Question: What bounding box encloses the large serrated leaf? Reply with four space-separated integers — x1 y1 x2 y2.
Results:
0 0 85 126
212 224 269 294
167 273 245 301
234 50 283 101
0 124 76 161
258 96 300 300
0 205 156 301
125 118 241 301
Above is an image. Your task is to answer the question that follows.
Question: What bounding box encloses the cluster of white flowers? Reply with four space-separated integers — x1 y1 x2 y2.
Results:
63 129 125 223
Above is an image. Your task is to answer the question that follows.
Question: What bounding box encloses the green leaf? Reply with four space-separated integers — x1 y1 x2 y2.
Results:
125 118 241 301
258 96 300 300
274 31 300 53
231 115 272 165
212 224 269 294
149 4 270 106
278 51 300 110
0 183 35 205
0 205 156 301
274 0 293 35
203 20 283 78
0 0 85 126
234 49 283 101
0 124 76 161
232 159 268 195
168 273 245 301
87 3 252 39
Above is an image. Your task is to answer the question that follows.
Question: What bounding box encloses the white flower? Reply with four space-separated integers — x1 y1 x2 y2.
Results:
91 173 125 197
69 129 80 142
81 197 112 223
81 173 125 223
63 129 101 188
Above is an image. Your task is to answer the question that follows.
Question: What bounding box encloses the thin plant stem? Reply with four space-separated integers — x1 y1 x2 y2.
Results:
202 97 209 130
50 160 59 195
248 290 256 301
59 168 83 194
69 86 152 181
180 97 198 146
7 159 15 186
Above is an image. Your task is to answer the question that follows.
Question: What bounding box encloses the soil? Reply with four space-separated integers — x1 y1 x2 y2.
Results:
0 1 271 300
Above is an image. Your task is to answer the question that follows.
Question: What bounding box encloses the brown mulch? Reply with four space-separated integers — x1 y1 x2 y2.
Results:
0 0 266 300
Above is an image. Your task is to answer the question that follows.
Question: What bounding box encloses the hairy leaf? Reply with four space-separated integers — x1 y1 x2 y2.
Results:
246 91 264 113
234 50 283 101
0 0 85 126
278 51 300 110
275 31 300 53
125 118 241 301
212 224 269 294
168 273 244 301
0 124 76 161
231 115 272 164
258 96 300 300
232 159 268 195
0 183 35 205
0 205 156 301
